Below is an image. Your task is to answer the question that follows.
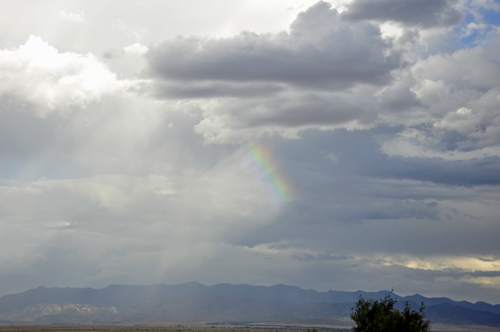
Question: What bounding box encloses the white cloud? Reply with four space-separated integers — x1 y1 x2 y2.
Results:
434 107 480 134
0 36 131 117
463 22 488 36
459 276 500 289
378 254 500 272
58 10 86 23
124 43 149 55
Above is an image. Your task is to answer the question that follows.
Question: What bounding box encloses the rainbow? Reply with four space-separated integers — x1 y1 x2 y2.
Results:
241 141 294 207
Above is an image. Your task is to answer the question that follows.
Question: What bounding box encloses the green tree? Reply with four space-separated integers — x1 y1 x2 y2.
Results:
350 292 430 332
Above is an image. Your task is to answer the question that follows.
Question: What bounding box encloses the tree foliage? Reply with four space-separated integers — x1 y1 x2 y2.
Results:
350 292 430 332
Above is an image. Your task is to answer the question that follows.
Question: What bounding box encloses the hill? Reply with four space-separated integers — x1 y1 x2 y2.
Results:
0 283 499 327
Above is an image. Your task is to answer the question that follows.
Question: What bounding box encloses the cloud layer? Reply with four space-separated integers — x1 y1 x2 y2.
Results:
1 0 500 305
343 0 462 28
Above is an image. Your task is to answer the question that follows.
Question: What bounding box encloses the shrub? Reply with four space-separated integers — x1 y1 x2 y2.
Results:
350 292 430 332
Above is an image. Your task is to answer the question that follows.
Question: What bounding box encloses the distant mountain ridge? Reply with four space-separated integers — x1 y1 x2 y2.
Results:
0 282 499 326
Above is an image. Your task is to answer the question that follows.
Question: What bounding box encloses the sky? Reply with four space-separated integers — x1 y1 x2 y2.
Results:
1 0 500 305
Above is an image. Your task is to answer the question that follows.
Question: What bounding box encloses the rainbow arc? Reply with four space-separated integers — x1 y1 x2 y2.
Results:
241 141 294 207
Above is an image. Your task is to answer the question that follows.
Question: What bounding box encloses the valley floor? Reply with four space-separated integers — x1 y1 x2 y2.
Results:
0 323 498 332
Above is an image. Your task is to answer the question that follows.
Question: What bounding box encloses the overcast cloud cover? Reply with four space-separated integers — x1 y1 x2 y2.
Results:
1 0 500 304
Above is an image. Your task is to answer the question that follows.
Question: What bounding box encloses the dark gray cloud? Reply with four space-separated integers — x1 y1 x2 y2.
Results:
281 198 440 226
153 82 285 99
342 0 462 28
379 83 422 111
189 85 384 143
209 93 366 128
147 1 401 95
383 156 500 186
226 127 500 257
292 253 353 262
302 127 500 186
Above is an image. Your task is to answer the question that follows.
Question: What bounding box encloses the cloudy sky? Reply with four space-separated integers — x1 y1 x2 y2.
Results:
1 0 500 304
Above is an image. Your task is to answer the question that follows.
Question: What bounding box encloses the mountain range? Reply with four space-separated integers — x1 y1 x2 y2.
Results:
1 282 499 327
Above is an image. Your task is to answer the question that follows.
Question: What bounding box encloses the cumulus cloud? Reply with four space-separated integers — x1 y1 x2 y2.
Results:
0 36 131 117
388 31 500 152
147 1 400 91
143 2 408 143
142 1 496 145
